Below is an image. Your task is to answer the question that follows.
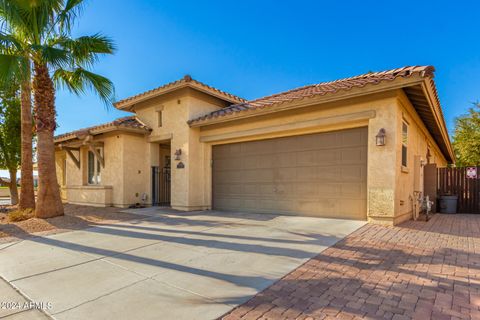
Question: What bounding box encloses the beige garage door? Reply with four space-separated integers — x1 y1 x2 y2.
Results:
212 127 368 220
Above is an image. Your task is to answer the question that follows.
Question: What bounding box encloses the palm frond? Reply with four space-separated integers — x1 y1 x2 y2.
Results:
30 43 69 68
0 32 23 53
52 33 116 67
1 0 65 43
53 67 115 104
0 53 28 86
57 0 84 32
1 0 116 107
0 0 31 40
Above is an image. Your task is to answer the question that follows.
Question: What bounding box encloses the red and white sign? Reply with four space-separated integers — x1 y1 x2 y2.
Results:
466 167 477 179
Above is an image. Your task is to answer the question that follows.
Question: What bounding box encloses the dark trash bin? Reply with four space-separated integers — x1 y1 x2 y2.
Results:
439 195 458 214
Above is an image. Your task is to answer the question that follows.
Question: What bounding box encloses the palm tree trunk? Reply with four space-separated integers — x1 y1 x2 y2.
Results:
33 62 63 218
18 73 36 210
8 168 18 205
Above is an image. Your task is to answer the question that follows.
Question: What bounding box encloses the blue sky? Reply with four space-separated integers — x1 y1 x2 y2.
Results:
55 0 480 135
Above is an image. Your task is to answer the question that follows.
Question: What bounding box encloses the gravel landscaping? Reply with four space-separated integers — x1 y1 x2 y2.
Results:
0 204 147 244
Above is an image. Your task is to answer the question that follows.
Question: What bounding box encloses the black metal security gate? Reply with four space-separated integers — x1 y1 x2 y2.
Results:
438 166 480 214
152 165 171 206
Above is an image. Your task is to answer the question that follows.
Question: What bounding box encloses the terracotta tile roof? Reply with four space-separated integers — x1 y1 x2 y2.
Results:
114 75 246 109
54 116 151 142
188 66 435 125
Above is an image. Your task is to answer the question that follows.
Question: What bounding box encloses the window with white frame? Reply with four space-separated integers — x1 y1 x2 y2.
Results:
87 148 103 184
401 121 408 167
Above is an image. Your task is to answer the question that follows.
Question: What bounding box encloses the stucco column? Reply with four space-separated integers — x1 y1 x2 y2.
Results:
170 135 189 210
366 106 398 225
170 131 210 211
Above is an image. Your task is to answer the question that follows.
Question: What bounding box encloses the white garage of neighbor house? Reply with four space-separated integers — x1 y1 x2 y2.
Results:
54 66 454 225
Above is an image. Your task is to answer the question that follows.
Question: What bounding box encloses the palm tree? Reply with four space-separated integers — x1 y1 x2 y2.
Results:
0 0 115 218
0 29 35 210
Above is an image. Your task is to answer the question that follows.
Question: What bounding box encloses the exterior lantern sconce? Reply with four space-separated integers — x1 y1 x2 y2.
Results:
426 148 431 164
174 149 182 161
376 128 386 146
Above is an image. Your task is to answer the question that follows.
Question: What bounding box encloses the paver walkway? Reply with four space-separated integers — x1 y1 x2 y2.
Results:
222 214 480 320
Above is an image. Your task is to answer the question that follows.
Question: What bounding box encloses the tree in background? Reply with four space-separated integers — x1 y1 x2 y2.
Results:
0 0 115 218
0 17 35 211
0 83 21 205
452 103 480 166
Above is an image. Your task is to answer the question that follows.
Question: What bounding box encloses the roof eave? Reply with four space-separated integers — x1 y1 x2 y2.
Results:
420 80 455 163
54 126 151 144
114 82 244 110
189 76 425 128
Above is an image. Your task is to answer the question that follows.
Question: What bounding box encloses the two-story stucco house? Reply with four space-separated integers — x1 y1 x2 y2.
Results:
54 66 454 225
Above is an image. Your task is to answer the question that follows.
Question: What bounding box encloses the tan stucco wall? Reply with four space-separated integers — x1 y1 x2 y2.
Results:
56 89 218 209
135 92 188 208
392 91 448 224
131 89 227 210
66 185 113 207
122 134 149 206
196 92 399 223
57 132 150 207
57 86 450 225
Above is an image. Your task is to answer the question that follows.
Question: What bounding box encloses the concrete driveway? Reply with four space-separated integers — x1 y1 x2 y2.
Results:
0 209 365 320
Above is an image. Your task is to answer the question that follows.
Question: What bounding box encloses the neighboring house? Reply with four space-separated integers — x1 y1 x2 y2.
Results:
54 66 453 225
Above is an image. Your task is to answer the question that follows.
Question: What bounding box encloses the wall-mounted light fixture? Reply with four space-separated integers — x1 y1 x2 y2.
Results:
174 149 182 161
426 148 431 164
376 128 386 146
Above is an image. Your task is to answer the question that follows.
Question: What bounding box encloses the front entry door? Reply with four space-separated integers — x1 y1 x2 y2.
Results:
152 155 171 206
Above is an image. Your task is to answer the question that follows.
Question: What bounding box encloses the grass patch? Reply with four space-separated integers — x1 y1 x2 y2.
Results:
8 209 34 222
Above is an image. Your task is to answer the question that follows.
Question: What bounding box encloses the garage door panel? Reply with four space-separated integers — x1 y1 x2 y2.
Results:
299 200 336 214
242 140 274 155
258 199 292 212
339 199 366 216
317 150 340 164
296 150 317 166
242 199 258 209
274 183 296 196
297 183 319 197
296 167 319 181
214 158 241 171
277 153 297 168
341 130 366 146
317 167 342 182
340 166 365 182
214 170 242 183
317 183 342 197
316 132 339 148
275 137 299 153
340 183 363 197
212 127 367 219
340 147 365 164
258 184 275 196
214 197 242 209
242 169 274 183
